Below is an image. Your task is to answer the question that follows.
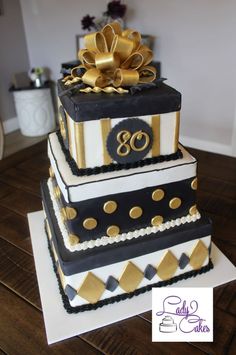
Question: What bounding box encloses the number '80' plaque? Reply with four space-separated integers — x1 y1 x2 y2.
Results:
106 118 153 163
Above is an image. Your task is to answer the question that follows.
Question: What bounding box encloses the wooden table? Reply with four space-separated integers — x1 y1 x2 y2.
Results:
0 140 235 355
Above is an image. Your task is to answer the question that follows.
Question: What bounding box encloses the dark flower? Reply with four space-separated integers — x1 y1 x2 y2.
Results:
81 14 96 31
105 0 127 19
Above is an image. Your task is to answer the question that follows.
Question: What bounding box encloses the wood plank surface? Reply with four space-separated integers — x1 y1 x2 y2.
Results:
0 285 102 355
0 139 235 354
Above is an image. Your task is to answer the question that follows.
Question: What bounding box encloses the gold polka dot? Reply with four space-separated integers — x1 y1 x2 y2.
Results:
53 186 61 199
169 197 181 209
129 206 143 219
191 178 198 190
189 205 198 215
60 208 67 222
152 189 165 201
107 225 120 237
65 206 77 220
68 234 80 245
83 218 97 230
103 201 117 214
49 166 55 178
151 215 164 226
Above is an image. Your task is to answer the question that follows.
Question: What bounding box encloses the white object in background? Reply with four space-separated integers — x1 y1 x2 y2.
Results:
28 210 236 345
13 88 55 137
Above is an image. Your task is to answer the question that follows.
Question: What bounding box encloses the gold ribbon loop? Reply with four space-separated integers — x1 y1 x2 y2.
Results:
110 35 134 62
113 69 139 87
102 22 122 50
121 52 144 70
79 49 95 67
71 65 86 78
84 32 108 53
69 23 157 91
138 66 157 83
138 45 153 66
82 68 110 88
95 52 120 71
122 29 141 50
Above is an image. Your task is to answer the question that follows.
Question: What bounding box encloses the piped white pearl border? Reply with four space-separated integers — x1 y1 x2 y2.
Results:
47 178 201 252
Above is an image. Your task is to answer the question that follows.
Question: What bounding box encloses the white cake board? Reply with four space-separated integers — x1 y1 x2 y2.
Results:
28 211 236 345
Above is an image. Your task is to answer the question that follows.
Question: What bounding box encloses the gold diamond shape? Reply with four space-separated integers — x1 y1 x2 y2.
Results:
157 250 178 280
77 272 105 304
189 240 208 270
119 261 143 292
58 265 66 289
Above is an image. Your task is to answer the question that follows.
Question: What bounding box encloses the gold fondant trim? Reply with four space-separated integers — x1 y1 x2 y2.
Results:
53 186 61 200
152 188 164 201
68 234 80 245
100 118 112 165
189 205 198 216
189 240 208 270
103 200 118 214
66 111 73 156
49 166 54 178
58 264 66 289
60 208 67 222
107 225 120 237
169 197 182 209
77 272 105 304
80 86 128 94
65 206 77 220
83 218 97 230
157 250 178 280
129 206 143 219
45 219 52 240
74 122 86 168
174 111 180 152
151 115 160 157
119 261 143 293
191 177 198 190
51 242 58 263
151 215 164 226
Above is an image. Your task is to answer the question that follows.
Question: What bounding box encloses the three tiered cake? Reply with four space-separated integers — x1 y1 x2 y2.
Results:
41 22 213 312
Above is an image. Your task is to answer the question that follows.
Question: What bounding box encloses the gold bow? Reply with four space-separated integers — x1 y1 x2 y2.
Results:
64 22 156 91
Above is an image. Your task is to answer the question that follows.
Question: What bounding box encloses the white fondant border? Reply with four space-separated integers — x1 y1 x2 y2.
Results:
47 178 201 252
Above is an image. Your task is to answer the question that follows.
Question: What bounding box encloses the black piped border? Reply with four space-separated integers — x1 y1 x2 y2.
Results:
56 130 183 177
45 222 213 314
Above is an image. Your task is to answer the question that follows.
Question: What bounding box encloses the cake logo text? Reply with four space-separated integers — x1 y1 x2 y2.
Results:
152 288 213 342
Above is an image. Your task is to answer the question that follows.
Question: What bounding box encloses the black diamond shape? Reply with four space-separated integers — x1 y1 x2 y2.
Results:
65 284 77 301
179 253 190 269
106 276 119 292
144 264 157 280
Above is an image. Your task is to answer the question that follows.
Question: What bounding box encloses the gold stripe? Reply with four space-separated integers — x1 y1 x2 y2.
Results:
100 118 112 165
74 122 86 168
58 265 66 289
151 115 160 156
66 112 73 156
174 111 180 152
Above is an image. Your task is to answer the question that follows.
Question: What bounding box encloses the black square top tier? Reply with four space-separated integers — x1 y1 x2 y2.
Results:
57 79 181 122
56 80 182 172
